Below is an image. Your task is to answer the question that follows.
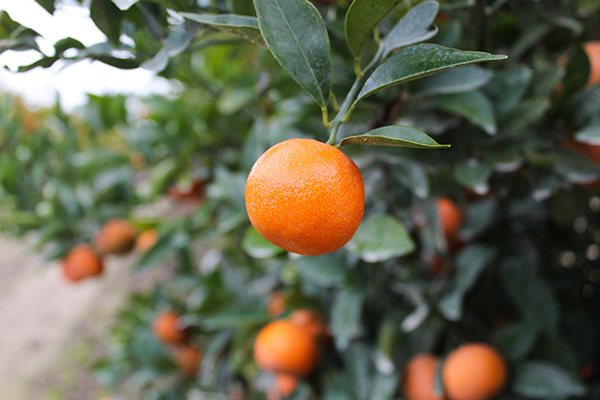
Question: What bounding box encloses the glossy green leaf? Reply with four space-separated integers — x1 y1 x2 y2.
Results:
347 215 415 263
254 0 331 106
90 0 122 45
179 13 266 47
381 1 439 58
513 363 586 398
416 65 493 96
242 226 285 259
354 44 506 105
339 126 450 149
427 91 497 135
345 0 401 57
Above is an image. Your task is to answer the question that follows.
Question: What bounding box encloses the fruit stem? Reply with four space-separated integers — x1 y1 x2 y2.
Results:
321 107 332 128
327 45 385 145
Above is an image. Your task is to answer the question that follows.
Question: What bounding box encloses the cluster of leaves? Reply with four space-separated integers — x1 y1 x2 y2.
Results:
2 0 600 399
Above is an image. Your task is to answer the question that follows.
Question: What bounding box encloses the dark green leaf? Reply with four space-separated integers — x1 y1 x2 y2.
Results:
416 65 493 96
484 66 533 116
513 362 586 399
390 158 429 198
0 37 40 54
427 91 497 135
574 118 600 145
17 56 59 72
382 1 439 58
552 148 600 184
331 290 364 350
354 44 506 105
199 312 268 330
34 0 56 14
91 55 139 69
438 244 496 321
346 215 415 262
339 126 450 149
567 86 600 126
295 253 347 287
345 0 401 57
459 198 498 242
495 322 539 361
179 13 266 47
112 0 139 10
242 226 285 258
558 45 591 105
142 19 202 71
454 160 492 195
90 0 122 45
500 259 560 332
500 98 550 136
254 0 331 106
54 37 85 55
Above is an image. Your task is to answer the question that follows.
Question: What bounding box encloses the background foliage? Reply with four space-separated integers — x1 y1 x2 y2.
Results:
1 0 600 399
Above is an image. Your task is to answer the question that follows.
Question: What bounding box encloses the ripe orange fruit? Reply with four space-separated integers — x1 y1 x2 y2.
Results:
403 354 446 400
442 343 508 400
289 309 328 341
153 311 188 345
94 219 136 255
173 344 202 377
267 291 287 318
245 138 365 256
267 373 299 400
136 229 158 252
254 319 318 377
436 198 463 249
62 245 103 282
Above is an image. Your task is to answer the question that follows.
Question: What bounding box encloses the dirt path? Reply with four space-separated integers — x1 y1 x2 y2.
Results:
0 236 135 400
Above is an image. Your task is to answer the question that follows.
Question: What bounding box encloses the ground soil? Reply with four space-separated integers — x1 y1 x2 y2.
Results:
0 236 135 400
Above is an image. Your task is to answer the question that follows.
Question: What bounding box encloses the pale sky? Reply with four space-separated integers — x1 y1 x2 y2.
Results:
0 0 173 110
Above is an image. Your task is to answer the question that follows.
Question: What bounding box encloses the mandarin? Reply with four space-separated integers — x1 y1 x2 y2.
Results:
403 354 446 400
136 229 159 252
245 138 364 256
95 219 136 255
62 245 103 282
254 319 318 377
173 344 202 377
153 311 188 345
442 343 508 400
436 198 463 248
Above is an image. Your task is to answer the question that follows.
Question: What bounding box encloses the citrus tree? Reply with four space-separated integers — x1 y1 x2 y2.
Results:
2 0 600 399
